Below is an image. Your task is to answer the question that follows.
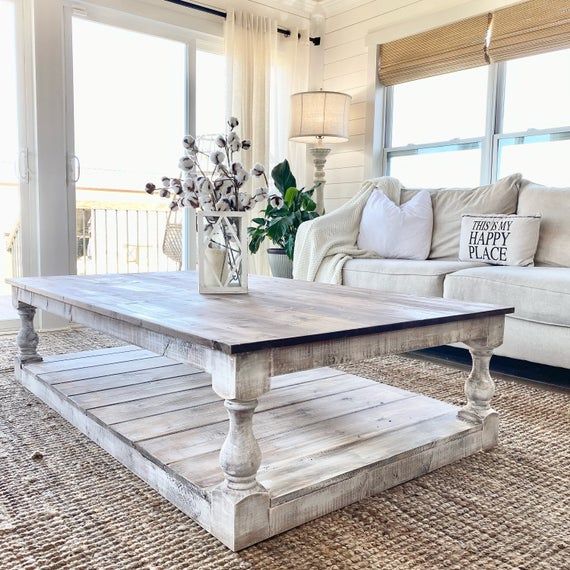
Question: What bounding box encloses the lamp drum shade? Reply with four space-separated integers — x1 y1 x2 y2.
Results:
289 90 352 143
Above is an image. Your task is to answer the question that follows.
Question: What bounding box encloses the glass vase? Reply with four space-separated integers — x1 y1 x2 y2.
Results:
197 211 248 294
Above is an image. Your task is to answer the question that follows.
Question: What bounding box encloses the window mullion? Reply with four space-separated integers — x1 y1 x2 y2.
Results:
490 62 506 182
481 63 499 185
381 86 394 175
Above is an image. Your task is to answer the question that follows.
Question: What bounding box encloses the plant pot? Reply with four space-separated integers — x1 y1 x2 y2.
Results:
267 248 293 279
197 211 248 294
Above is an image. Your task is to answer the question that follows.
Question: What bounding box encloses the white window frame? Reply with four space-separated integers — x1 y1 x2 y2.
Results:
380 57 570 186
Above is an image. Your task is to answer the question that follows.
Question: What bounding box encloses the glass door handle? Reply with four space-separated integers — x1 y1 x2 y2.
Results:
71 154 81 183
16 149 29 182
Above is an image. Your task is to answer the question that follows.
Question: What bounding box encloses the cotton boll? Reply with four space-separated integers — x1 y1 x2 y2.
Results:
182 135 195 149
241 139 251 150
215 198 230 211
227 132 241 152
214 178 231 193
236 169 249 185
183 190 200 208
169 200 179 211
226 194 237 209
252 186 268 202
215 134 226 148
200 192 213 205
183 178 196 192
227 117 239 129
216 179 234 195
198 178 214 194
145 183 156 195
159 188 171 198
251 163 265 177
170 179 183 195
178 156 195 171
231 161 243 175
210 151 226 166
162 177 171 187
238 192 253 211
268 193 284 208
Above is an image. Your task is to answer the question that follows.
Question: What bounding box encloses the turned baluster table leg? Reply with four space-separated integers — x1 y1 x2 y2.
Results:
15 302 42 375
458 341 498 449
210 358 271 551
219 398 263 492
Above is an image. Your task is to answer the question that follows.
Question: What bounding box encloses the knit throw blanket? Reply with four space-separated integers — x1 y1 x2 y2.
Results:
293 177 402 284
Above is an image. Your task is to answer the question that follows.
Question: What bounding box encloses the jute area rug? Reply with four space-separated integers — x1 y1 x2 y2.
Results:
0 329 568 570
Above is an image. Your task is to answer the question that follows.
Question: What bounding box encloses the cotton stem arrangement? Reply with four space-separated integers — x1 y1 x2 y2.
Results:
144 117 269 213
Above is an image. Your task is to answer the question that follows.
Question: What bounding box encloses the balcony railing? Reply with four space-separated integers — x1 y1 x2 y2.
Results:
8 207 182 278
76 207 182 275
6 221 22 279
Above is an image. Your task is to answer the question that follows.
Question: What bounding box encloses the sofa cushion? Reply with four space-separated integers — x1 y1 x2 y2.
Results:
342 259 486 298
444 266 570 327
357 190 433 260
517 180 570 267
403 174 521 260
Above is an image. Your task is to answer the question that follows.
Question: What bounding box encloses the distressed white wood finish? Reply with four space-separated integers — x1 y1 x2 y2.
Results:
15 302 42 371
11 272 511 550
18 351 491 551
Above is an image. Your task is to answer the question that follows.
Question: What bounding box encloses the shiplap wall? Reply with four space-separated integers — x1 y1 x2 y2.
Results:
320 0 524 212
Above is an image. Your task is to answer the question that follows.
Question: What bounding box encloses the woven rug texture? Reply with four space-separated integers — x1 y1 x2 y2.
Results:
0 328 568 570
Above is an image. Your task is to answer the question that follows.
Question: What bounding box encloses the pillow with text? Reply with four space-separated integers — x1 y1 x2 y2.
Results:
458 214 541 266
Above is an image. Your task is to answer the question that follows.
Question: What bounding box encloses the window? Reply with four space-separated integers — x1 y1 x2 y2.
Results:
496 48 570 186
383 47 570 188
386 66 488 188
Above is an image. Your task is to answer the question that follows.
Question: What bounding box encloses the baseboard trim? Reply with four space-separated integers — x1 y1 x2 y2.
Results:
413 346 569 390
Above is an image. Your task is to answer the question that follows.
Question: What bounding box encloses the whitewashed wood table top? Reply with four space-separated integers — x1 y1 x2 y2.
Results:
9 271 513 354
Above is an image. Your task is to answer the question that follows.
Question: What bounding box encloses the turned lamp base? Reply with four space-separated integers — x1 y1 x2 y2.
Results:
309 145 331 215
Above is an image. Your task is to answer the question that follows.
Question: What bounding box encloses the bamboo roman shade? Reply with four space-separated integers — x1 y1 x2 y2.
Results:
488 0 570 62
379 0 570 86
378 14 490 86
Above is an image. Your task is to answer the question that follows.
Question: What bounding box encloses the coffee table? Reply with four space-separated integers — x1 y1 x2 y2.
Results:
10 272 513 550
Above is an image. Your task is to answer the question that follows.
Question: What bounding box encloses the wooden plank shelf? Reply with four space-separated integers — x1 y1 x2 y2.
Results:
18 346 486 548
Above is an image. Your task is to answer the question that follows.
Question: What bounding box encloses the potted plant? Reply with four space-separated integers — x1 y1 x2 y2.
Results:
248 159 319 278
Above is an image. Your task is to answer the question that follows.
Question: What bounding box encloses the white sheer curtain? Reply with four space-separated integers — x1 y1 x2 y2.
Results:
225 11 310 275
270 29 310 187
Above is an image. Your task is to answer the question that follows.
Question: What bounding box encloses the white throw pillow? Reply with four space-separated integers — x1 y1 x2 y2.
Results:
458 214 541 266
357 189 433 260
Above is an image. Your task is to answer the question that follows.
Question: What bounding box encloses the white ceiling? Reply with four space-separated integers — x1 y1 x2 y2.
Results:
253 0 380 19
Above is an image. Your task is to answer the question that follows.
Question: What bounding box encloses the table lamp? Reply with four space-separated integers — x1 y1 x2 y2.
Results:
289 90 352 214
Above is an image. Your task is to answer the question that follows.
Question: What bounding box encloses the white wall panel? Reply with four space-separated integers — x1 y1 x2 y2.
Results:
320 0 525 210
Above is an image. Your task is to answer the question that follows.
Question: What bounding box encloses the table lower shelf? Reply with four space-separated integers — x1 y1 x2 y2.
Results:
17 345 488 550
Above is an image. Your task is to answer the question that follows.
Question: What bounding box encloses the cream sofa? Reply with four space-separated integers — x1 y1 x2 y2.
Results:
339 178 570 369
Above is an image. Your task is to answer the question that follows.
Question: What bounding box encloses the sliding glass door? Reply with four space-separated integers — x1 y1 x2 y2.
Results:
68 14 190 275
0 0 24 326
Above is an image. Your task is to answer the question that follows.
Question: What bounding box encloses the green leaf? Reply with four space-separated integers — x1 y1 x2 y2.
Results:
271 159 296 194
284 186 298 207
284 234 296 260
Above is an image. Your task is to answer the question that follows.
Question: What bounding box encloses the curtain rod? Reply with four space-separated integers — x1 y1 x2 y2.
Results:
164 0 321 45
